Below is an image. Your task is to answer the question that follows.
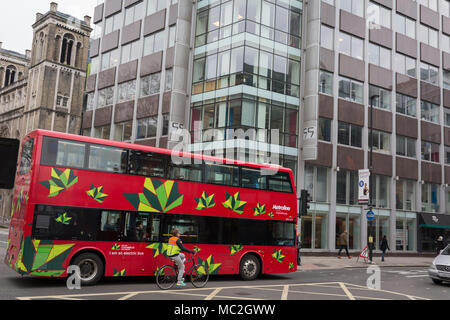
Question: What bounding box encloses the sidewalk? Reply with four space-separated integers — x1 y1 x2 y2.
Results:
298 255 434 270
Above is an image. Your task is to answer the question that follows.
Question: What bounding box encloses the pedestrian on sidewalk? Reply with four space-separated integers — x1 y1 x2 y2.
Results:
297 235 301 266
435 236 446 255
337 230 352 259
380 235 390 262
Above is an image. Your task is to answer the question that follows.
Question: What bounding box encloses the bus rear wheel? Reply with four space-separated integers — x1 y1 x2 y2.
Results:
71 252 104 286
239 254 260 281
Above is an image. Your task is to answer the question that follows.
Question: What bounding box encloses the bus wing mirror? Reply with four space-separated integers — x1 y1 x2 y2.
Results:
0 138 20 189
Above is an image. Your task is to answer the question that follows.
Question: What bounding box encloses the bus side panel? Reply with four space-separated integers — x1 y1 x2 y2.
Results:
5 134 37 275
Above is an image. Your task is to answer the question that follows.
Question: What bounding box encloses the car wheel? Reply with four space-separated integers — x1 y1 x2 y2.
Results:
239 254 260 281
432 278 443 285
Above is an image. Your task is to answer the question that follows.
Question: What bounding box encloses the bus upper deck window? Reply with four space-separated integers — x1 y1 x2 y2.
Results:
89 145 127 173
41 137 86 169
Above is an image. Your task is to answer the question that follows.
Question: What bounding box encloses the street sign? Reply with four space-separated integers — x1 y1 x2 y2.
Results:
367 210 375 221
358 169 370 204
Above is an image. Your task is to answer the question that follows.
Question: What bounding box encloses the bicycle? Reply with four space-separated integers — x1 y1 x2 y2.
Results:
156 253 209 290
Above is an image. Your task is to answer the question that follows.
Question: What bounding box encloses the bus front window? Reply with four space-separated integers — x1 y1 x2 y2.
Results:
18 138 34 175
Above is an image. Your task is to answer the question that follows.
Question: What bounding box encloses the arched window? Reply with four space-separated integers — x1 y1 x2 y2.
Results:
75 42 82 68
54 35 61 62
60 33 75 65
4 65 17 87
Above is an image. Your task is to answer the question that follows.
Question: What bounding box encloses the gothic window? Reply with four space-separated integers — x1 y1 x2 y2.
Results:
60 33 75 65
4 65 17 87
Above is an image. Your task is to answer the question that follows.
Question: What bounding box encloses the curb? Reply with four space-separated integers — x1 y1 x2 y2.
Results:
297 264 431 271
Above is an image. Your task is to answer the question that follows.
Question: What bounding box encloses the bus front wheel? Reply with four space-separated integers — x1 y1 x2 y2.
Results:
71 252 104 286
239 254 260 281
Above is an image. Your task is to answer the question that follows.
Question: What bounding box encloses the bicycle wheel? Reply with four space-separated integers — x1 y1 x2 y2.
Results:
190 264 209 288
156 265 178 290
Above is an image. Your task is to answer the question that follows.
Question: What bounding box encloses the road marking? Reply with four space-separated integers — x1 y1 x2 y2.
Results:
281 285 289 300
345 283 430 300
205 288 221 300
406 275 430 278
16 281 431 301
339 282 356 300
118 293 139 300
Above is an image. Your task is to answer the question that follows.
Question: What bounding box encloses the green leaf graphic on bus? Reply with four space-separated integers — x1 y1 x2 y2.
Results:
268 212 274 218
222 192 247 214
146 242 168 258
229 244 243 256
55 212 72 225
194 192 216 210
194 246 201 253
123 178 183 213
113 268 126 277
13 236 74 276
198 255 221 275
289 262 295 270
11 188 28 218
253 203 266 216
111 243 121 250
272 249 285 263
86 184 108 203
39 168 78 197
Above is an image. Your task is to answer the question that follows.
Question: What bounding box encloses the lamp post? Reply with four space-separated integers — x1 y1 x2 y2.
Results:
368 94 379 263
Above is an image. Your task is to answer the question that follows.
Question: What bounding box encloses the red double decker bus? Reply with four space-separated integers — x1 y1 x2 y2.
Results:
5 130 297 285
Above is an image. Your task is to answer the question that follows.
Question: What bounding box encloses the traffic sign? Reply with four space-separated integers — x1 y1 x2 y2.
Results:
367 210 375 221
359 246 369 259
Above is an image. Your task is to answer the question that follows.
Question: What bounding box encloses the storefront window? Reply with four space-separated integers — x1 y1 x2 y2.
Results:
300 211 328 250
336 213 360 250
314 213 328 249
301 215 313 249
378 216 390 250
397 213 417 251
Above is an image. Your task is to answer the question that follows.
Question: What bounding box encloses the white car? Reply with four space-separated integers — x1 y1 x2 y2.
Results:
428 244 450 285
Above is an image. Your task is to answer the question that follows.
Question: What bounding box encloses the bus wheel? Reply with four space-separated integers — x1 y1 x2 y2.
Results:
239 254 260 281
71 253 104 286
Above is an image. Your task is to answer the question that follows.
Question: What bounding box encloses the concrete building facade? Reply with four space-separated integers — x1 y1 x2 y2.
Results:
300 0 450 253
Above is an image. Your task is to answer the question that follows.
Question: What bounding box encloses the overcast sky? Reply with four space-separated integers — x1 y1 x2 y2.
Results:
0 0 97 54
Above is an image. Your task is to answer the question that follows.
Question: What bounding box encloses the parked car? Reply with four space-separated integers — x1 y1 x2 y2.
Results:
428 244 450 285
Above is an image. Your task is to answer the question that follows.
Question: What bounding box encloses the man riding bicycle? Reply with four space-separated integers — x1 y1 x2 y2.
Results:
167 228 196 287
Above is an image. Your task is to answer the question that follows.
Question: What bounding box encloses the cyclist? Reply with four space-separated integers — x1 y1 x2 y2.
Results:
167 228 196 287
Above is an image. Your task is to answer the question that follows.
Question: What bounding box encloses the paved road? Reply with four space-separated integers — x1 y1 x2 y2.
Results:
0 228 448 301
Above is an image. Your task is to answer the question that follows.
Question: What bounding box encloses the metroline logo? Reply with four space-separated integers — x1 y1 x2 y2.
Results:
272 205 291 211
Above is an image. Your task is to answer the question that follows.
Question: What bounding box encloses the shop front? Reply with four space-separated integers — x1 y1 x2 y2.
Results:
418 213 450 252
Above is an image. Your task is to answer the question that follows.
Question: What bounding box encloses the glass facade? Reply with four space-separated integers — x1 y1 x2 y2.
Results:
190 0 302 178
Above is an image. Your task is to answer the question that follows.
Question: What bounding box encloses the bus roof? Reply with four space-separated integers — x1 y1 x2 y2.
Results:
30 130 293 174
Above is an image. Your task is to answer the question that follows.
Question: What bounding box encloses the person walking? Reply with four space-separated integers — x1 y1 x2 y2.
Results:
337 230 351 259
380 235 390 262
436 236 446 255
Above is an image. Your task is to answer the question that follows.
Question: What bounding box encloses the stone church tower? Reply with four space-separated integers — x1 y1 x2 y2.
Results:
22 2 92 137
0 2 91 224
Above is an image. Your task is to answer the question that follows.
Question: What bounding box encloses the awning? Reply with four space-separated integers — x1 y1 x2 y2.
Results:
419 213 450 229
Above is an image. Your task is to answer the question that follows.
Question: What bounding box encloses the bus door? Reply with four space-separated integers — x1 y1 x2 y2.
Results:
122 212 162 276
98 210 129 276
0 138 20 189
